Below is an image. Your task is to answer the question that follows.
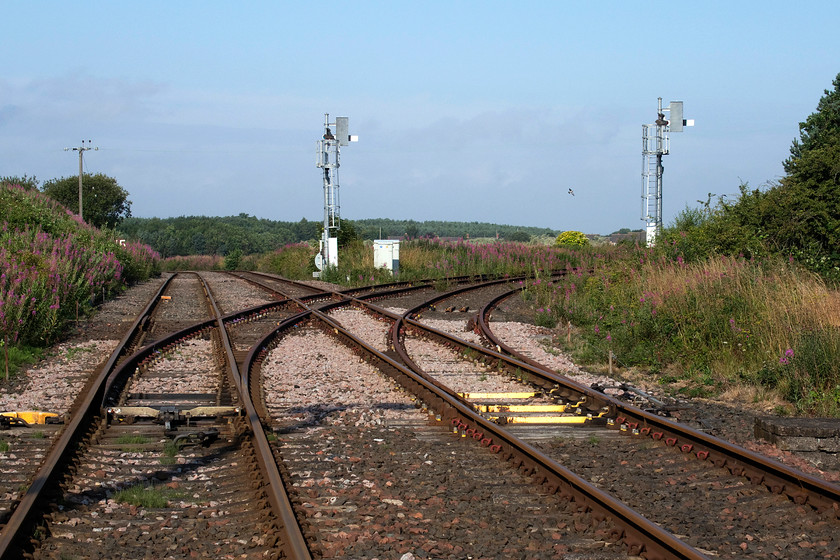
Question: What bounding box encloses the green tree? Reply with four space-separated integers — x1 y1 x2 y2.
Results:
785 73 840 173
42 173 131 228
660 74 840 278
507 231 531 242
405 221 419 239
224 248 242 270
777 73 840 275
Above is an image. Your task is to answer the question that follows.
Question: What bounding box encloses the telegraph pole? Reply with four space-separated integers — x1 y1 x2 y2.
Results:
64 140 98 221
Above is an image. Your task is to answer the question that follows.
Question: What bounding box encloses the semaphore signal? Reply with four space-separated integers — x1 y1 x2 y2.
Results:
641 99 693 245
314 114 358 276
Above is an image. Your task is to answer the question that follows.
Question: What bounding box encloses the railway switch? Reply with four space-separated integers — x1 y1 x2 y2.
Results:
107 405 242 427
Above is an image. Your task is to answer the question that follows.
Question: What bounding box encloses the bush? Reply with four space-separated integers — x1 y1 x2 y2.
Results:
0 182 159 354
257 243 315 280
554 231 589 247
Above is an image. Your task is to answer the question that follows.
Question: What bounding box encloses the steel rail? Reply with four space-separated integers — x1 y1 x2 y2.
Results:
241 303 707 559
0 273 176 559
0 274 316 559
233 269 525 302
476 287 840 516
198 273 312 560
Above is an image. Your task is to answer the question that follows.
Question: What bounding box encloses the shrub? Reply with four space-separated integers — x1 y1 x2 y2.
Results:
257 243 315 280
0 182 160 358
554 231 589 247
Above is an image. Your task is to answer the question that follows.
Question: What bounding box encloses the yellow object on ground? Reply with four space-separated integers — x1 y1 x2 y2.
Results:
475 404 572 413
490 415 591 424
459 392 538 399
1 411 59 424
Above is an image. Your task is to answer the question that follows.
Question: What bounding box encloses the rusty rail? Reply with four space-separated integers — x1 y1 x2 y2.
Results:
0 274 176 558
475 287 840 516
241 302 707 559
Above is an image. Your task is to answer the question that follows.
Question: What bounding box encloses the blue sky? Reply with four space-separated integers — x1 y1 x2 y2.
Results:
2 1 838 234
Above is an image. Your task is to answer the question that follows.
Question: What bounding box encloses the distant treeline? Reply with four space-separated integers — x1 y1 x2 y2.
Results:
353 219 558 242
117 214 560 257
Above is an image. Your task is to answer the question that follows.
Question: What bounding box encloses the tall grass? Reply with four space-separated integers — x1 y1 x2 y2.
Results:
257 243 315 280
255 238 585 286
538 248 840 415
1 182 160 376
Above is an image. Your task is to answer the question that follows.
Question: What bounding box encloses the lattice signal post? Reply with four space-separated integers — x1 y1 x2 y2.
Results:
641 98 693 245
315 114 357 274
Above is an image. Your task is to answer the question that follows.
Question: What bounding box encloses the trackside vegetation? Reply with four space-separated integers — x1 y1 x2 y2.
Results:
0 182 160 378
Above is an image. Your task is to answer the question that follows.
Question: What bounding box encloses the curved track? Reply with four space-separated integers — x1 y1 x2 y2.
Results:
3 271 838 559
0 273 309 559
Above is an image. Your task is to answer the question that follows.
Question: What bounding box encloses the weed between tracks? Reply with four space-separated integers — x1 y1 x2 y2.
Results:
117 435 152 445
159 441 180 465
64 345 94 360
117 434 152 453
113 483 187 508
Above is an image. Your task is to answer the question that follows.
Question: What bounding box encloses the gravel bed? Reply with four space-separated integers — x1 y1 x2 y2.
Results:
261 328 629 559
43 424 278 559
201 271 276 314
403 335 542 396
414 317 484 345
262 329 406 423
534 430 840 558
128 338 220 397
0 340 118 413
327 308 391 352
149 274 209 333
68 275 170 342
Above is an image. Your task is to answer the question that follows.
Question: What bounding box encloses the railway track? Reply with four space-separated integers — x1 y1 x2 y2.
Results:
393 281 840 557
0 273 308 559
227 277 629 558
238 271 840 557
2 270 838 558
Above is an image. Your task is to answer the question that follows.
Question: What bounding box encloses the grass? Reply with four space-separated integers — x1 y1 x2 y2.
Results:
0 440 9 453
113 483 185 508
0 344 43 381
533 248 840 416
64 345 94 360
31 431 45 439
118 434 152 453
159 441 179 465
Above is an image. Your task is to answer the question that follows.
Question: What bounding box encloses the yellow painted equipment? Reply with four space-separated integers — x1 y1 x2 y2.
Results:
459 392 538 399
1 411 60 425
475 404 573 413
489 410 608 425
460 392 598 425
490 415 591 425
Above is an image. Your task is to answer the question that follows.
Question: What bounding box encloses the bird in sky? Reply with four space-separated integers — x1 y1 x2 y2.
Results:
568 188 575 196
